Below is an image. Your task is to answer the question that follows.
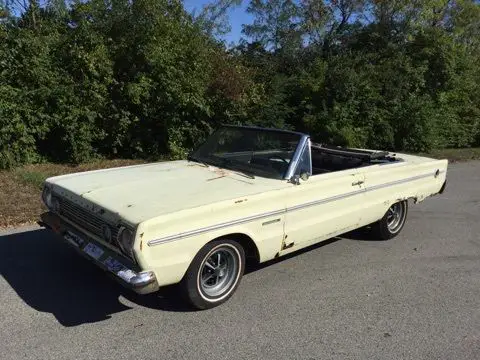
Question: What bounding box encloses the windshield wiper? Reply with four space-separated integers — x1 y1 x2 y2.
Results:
220 158 255 179
189 155 255 179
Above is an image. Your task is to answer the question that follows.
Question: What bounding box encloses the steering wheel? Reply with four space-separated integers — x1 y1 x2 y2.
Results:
268 155 289 164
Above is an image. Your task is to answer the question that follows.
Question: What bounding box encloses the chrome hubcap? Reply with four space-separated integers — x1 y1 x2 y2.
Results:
200 247 239 298
386 202 405 233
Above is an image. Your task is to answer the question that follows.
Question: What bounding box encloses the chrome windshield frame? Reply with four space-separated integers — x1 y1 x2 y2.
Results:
283 134 311 180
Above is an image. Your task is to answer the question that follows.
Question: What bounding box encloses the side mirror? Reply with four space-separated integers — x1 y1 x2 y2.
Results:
289 174 300 185
300 172 310 181
289 172 310 185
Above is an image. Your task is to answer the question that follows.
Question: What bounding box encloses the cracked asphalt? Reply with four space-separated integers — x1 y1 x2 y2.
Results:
1 161 479 360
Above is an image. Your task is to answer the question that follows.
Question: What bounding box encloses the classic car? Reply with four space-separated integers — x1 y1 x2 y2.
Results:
39 125 448 309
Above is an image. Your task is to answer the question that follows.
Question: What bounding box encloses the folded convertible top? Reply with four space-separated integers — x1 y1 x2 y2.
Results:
311 142 392 162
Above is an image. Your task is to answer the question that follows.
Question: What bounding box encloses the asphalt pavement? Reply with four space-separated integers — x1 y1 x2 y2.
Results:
1 161 479 360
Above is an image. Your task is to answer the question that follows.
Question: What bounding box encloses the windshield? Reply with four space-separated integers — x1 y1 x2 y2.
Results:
189 126 303 179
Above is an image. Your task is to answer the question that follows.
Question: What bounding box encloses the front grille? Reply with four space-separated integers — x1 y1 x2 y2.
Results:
57 197 119 242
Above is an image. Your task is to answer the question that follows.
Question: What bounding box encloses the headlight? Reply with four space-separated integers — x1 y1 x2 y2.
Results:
42 186 52 208
118 227 135 258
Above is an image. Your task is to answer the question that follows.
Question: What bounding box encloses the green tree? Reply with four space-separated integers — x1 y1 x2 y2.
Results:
1 0 480 169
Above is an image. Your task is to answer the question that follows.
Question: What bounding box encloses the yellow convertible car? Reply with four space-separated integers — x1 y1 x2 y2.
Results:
39 125 448 309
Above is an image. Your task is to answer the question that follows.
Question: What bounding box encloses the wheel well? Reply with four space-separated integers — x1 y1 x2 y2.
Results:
215 233 260 266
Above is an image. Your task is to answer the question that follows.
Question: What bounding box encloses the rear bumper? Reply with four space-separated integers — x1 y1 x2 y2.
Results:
39 212 159 295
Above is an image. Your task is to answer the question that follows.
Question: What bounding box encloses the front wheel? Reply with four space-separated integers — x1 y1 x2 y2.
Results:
180 239 245 310
371 200 408 240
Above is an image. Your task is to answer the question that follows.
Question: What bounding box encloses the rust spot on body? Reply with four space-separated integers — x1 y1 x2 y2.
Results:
282 242 294 250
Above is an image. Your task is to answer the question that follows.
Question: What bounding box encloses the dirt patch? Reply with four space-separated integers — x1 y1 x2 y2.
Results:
420 148 480 163
0 171 47 228
0 159 146 229
1 148 479 229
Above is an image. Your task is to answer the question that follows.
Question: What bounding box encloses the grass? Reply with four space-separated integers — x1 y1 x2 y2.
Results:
0 159 145 229
0 148 479 229
15 168 49 190
13 159 147 190
419 147 480 163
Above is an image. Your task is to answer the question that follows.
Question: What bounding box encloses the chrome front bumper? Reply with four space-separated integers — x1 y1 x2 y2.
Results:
39 212 159 295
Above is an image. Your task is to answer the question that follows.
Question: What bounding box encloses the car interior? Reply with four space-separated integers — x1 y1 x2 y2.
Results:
218 140 400 179
310 143 400 175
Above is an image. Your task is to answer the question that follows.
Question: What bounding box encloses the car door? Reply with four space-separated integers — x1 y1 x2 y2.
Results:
282 140 366 250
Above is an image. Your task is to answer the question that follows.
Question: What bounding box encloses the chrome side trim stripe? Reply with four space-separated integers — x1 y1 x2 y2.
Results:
287 188 362 213
147 209 285 246
366 170 444 192
147 170 442 246
285 170 444 214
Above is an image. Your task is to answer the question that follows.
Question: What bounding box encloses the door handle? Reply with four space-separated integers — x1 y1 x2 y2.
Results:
352 180 364 186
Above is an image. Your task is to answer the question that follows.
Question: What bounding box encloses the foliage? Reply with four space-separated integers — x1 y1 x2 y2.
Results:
0 0 479 169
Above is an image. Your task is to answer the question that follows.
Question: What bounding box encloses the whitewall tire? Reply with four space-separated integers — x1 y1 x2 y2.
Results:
181 239 245 310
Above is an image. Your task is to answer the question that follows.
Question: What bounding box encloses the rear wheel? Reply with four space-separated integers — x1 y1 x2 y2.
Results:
180 239 245 310
371 200 408 240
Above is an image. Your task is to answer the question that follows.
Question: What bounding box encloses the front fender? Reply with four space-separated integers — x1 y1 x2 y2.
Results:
134 215 285 287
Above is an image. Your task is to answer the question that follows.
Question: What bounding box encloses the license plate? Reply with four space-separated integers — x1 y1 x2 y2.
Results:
64 231 85 247
83 242 104 260
117 269 136 282
103 257 136 282
103 257 126 273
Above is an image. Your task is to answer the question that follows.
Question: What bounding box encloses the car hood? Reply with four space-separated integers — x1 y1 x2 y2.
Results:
47 160 287 224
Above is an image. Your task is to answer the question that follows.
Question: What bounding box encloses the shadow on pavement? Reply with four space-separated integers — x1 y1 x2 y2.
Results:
245 237 341 274
1 227 352 326
340 227 391 242
0 228 193 327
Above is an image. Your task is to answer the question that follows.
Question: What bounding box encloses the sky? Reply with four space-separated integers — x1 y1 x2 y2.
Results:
2 1 252 43
183 0 253 44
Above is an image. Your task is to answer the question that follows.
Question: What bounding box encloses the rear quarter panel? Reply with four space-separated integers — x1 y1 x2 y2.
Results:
359 154 448 226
